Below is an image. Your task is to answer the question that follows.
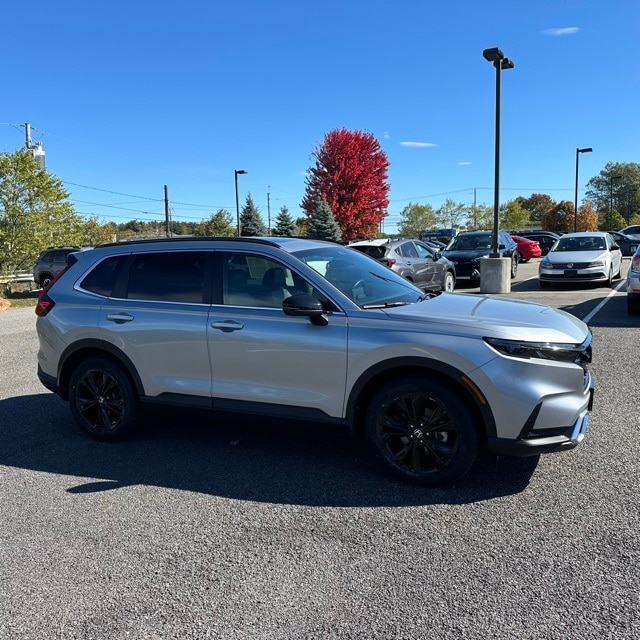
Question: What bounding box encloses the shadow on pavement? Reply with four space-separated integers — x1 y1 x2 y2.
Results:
0 393 540 508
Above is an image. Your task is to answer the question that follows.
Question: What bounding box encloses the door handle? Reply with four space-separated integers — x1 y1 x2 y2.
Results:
211 320 244 332
106 312 134 323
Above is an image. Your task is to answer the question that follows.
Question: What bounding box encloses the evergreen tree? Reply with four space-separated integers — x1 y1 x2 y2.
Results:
272 205 297 237
239 193 266 236
307 199 342 241
198 209 235 236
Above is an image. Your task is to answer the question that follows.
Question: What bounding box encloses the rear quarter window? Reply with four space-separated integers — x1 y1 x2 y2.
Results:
80 256 128 297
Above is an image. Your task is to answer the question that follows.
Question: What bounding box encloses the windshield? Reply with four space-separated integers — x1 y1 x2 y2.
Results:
553 236 606 252
446 234 492 251
291 245 424 308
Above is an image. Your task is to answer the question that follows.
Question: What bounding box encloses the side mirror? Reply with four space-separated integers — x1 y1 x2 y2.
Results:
283 294 329 326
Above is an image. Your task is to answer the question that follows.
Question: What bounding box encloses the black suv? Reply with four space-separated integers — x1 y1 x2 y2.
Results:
518 231 560 256
442 230 519 283
33 246 82 288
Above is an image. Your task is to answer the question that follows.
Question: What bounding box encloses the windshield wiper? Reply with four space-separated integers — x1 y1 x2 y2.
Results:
362 301 411 309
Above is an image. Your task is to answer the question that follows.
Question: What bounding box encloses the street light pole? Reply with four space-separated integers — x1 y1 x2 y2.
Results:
609 174 622 229
574 147 592 232
482 47 514 256
234 169 248 236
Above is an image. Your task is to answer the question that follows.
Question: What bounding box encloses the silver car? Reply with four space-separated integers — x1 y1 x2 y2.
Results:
35 237 594 487
539 232 623 287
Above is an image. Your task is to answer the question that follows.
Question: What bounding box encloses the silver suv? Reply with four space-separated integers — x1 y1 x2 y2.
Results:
35 237 594 486
348 238 456 292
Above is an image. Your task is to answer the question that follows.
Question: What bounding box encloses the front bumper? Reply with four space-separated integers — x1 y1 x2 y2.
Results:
487 384 594 457
539 266 608 283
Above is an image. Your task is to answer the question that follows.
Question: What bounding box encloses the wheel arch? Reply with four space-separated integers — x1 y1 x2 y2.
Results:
57 339 144 400
345 357 496 445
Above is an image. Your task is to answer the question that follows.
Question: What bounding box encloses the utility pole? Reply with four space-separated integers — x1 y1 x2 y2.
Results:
164 185 171 237
267 187 271 236
23 122 46 169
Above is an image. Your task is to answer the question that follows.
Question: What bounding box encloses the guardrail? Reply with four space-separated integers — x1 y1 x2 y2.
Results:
0 273 37 296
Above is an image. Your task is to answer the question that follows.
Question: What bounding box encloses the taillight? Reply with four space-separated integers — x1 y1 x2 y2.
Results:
631 254 640 274
35 289 54 316
385 258 396 268
34 266 69 316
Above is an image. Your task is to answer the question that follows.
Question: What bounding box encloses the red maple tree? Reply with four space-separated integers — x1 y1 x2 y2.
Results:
301 128 390 240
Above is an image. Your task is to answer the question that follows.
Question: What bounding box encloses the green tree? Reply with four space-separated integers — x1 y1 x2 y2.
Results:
302 128 390 240
199 209 235 236
435 199 466 229
0 149 85 273
397 203 437 237
585 162 640 223
306 199 342 241
599 209 626 231
239 193 266 236
272 205 297 237
81 216 117 245
499 199 531 231
471 204 495 231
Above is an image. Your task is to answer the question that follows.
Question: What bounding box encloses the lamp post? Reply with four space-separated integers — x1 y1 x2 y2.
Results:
574 147 592 232
609 174 622 229
234 169 248 236
482 47 514 256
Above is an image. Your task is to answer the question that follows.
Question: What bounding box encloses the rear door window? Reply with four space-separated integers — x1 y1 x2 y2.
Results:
126 251 207 303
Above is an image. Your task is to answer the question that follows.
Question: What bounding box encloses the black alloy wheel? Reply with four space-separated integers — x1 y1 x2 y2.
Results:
69 357 138 441
365 377 479 486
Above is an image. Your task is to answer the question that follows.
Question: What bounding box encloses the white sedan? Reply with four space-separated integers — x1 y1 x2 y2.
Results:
539 231 623 288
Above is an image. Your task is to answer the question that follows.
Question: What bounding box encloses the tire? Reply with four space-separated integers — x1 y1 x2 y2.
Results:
40 274 53 289
68 356 139 441
365 376 480 486
615 262 622 279
605 266 613 288
628 296 640 315
510 256 518 279
442 271 455 292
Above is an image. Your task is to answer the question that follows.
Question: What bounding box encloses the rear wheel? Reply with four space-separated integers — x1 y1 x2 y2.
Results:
365 377 480 486
69 357 138 441
39 274 53 289
511 256 518 279
442 271 455 292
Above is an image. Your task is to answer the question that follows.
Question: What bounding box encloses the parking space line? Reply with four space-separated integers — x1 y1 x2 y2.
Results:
582 281 626 324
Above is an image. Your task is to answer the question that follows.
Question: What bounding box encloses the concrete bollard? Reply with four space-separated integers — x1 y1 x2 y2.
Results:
480 256 511 293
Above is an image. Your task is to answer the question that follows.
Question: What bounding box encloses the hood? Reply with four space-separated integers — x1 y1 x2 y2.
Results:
381 292 588 343
546 250 607 264
442 249 491 262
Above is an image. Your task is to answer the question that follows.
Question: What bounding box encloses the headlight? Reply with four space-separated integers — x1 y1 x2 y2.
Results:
484 337 592 366
589 260 605 267
540 258 552 268
472 255 490 264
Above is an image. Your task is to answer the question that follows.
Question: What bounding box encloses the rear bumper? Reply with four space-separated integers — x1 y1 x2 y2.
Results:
37 365 60 395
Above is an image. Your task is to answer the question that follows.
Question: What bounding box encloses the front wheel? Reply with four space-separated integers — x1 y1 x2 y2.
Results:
365 377 480 486
69 357 139 441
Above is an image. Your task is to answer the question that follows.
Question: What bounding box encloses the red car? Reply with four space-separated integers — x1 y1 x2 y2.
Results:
511 235 542 262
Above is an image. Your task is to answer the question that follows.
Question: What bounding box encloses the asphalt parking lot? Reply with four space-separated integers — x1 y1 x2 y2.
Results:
1 260 638 640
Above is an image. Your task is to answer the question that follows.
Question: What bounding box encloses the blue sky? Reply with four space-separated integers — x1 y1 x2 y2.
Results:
2 0 638 234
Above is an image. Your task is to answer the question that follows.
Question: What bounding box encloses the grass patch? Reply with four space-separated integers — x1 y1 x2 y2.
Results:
0 290 39 309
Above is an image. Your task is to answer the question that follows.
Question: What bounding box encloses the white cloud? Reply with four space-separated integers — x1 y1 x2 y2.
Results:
542 27 580 36
383 131 391 139
400 141 437 148
458 161 472 166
